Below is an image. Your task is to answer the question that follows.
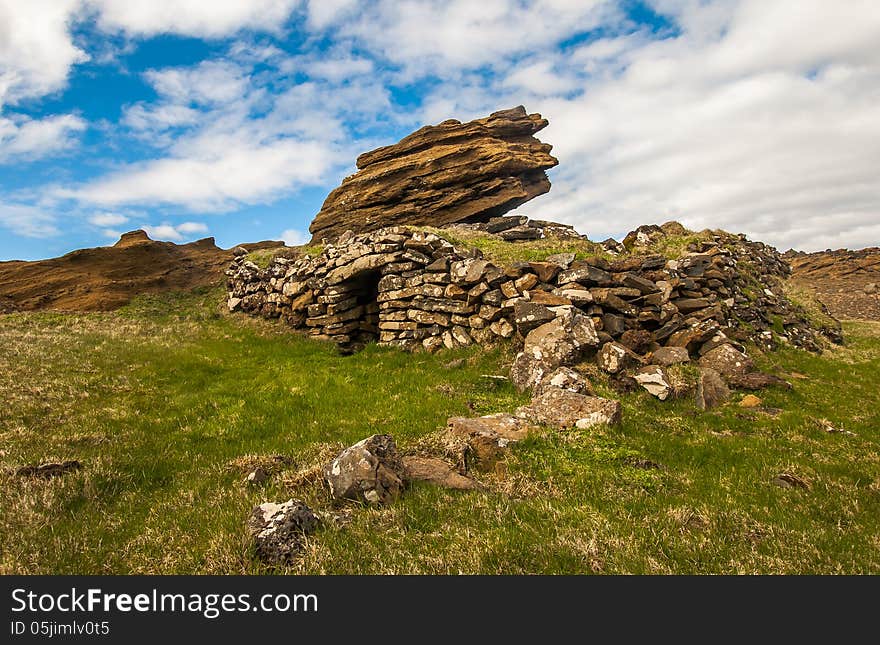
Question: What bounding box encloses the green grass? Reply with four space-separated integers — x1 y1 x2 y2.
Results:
421 227 610 264
1 286 878 574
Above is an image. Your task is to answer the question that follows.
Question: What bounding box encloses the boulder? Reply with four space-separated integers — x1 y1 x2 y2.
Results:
402 456 481 490
309 106 558 241
446 414 534 469
596 341 640 374
651 346 690 366
535 366 593 397
698 344 755 379
248 500 319 565
619 329 653 354
632 365 671 400
517 388 621 429
324 434 406 504
513 301 556 333
695 368 730 410
511 309 600 390
727 371 791 390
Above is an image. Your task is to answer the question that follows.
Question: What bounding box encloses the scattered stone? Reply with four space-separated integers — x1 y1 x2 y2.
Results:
632 365 672 400
695 368 730 410
545 253 576 268
727 372 792 390
517 388 621 429
651 346 690 366
619 329 653 354
535 366 592 397
698 344 755 379
513 301 556 333
624 457 667 470
446 414 534 469
402 456 482 490
739 394 763 408
246 467 268 485
248 500 319 565
15 460 82 478
771 473 810 490
596 341 640 374
511 309 599 391
324 434 406 504
863 282 877 295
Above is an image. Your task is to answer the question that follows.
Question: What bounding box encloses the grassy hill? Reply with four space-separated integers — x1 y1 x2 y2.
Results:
1 285 878 574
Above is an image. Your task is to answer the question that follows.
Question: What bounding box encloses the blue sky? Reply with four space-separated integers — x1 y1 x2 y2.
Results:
1 0 878 260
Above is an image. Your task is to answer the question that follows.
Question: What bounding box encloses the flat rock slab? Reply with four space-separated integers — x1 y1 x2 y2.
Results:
309 106 558 241
15 460 81 478
402 456 482 490
446 413 535 469
698 343 755 378
517 388 622 429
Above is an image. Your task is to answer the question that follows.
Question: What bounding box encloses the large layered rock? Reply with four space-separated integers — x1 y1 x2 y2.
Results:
309 106 558 242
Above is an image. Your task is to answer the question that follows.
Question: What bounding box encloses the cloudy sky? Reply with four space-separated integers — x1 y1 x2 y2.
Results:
1 0 878 260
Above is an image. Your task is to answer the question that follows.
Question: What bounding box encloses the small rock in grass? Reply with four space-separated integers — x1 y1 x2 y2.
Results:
739 394 762 408
771 473 810 490
249 499 319 565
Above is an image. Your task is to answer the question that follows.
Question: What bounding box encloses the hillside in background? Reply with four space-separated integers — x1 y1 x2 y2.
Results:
0 230 283 313
787 248 880 321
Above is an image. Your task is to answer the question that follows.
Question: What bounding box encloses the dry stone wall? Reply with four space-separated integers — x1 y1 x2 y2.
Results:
226 224 833 358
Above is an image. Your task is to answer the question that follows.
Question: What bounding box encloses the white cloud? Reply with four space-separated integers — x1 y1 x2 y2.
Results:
400 0 880 251
64 139 338 211
176 221 208 234
0 202 60 237
88 212 128 226
0 113 87 162
142 224 184 241
87 0 301 38
63 48 388 212
0 0 88 104
334 0 618 76
280 228 308 246
306 0 357 29
144 60 251 105
141 221 208 241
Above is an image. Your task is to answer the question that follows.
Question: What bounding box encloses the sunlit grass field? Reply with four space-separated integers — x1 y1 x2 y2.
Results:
2 287 878 574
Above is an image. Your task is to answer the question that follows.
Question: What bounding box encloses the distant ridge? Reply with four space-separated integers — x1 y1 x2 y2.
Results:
0 230 283 312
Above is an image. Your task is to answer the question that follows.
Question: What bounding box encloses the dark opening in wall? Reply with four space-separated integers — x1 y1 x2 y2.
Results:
342 269 381 349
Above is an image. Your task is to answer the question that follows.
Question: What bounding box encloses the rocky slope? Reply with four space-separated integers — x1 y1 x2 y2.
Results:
309 106 558 242
786 247 880 321
0 230 282 312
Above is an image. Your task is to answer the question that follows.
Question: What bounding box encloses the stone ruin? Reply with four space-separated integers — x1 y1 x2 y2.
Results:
235 106 846 563
226 223 835 360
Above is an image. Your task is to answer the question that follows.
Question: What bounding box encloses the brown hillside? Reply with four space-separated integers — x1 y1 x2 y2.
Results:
0 230 283 312
786 247 880 321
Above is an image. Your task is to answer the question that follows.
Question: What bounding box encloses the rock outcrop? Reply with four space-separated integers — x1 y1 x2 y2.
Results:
309 106 558 242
